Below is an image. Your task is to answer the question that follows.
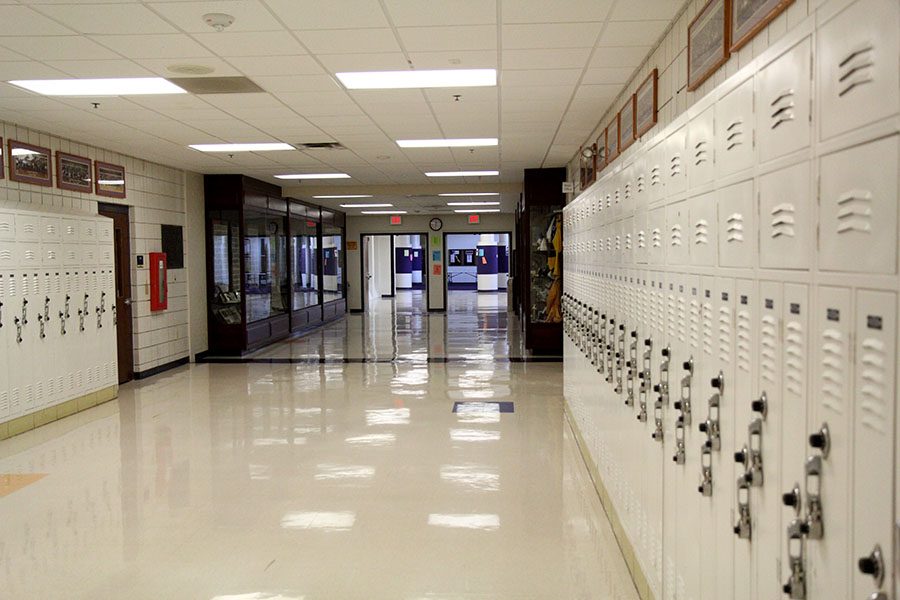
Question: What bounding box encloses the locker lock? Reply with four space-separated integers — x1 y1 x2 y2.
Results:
710 372 724 390
782 483 802 516
858 544 885 588
752 392 768 420
808 423 831 458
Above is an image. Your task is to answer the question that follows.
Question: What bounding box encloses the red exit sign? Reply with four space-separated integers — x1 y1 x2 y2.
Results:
390 215 402 225
468 214 480 224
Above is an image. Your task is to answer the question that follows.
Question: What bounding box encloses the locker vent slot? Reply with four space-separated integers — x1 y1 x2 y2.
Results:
650 166 662 186
835 190 873 233
652 228 662 248
725 120 745 150
668 294 676 338
670 224 683 247
0 221 12 235
837 43 874 97
625 234 632 251
22 223 36 235
45 223 57 236
615 236 621 251
859 338 888 433
737 309 751 372
24 249 37 262
726 213 745 242
0 390 8 414
10 388 20 412
0 249 11 262
785 322 805 395
770 203 797 238
760 315 778 383
625 183 632 202
718 307 733 363
670 154 683 177
677 297 687 342
694 140 709 165
637 230 646 249
694 219 710 245
702 303 714 356
821 329 846 414
770 89 796 129
690 301 701 348
46 249 57 261
637 174 646 193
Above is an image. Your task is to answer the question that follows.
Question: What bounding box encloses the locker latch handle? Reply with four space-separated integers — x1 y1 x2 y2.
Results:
783 519 807 599
734 477 752 539
804 456 824 540
14 316 22 344
21 298 27 325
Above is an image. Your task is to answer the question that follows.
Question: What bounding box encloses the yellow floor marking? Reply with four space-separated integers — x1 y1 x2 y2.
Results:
0 473 48 498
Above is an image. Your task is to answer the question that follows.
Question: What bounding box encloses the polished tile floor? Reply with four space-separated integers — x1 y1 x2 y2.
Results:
0 295 637 600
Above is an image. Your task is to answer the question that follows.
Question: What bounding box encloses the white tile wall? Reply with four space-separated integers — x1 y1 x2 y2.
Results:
0 119 203 375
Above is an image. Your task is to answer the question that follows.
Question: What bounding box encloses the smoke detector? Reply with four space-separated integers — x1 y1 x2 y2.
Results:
203 13 235 32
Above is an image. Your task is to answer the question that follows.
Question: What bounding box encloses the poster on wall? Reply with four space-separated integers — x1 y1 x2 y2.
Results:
449 249 463 266
688 0 731 91
95 161 126 198
635 68 659 137
56 152 92 192
730 0 793 51
463 249 476 266
9 140 52 186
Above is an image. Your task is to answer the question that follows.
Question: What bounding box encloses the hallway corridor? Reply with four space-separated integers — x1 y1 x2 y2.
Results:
0 307 637 600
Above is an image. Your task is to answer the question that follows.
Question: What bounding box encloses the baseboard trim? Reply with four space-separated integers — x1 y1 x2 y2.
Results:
563 401 655 600
134 356 190 380
0 384 119 441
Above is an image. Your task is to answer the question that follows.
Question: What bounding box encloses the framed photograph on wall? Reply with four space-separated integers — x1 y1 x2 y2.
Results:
635 68 659 137
605 114 620 163
688 0 731 91
730 0 794 51
8 140 52 186
56 152 92 193
620 95 636 152
95 161 126 198
596 129 607 172
0 138 3 180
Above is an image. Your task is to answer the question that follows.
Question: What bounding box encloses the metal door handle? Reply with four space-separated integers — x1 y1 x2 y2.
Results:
123 298 132 306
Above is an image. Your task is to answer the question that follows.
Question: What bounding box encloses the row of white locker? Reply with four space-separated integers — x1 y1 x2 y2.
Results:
565 136 899 276
561 268 896 600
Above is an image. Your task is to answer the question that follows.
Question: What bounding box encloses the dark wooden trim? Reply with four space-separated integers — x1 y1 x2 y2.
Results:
619 94 637 152
687 0 732 92
730 0 793 52
134 356 189 380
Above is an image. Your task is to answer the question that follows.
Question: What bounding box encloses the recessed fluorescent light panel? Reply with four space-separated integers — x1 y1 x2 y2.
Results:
274 173 351 180
336 69 496 90
426 171 499 177
454 209 500 213
9 78 187 96
314 195 373 199
446 201 500 206
361 210 407 215
397 138 498 148
340 203 393 208
190 143 294 152
438 192 500 197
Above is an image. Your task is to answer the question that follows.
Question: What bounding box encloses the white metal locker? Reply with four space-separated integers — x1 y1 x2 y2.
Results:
689 192 717 267
666 127 688 197
648 141 666 205
756 37 812 163
0 271 10 422
759 161 813 271
715 77 754 177
818 135 898 275
810 286 852 599
666 201 690 266
635 210 649 265
817 0 900 141
852 290 896 600
697 276 718 600
717 180 754 269
648 206 666 266
687 107 715 189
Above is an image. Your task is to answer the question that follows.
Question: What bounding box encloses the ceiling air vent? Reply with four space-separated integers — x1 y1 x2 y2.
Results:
297 142 347 150
166 76 264 94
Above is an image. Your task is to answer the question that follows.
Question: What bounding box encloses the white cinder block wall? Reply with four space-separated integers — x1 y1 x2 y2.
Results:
0 120 207 375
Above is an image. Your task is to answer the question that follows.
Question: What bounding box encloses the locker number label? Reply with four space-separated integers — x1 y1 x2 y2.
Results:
827 308 840 322
867 315 883 330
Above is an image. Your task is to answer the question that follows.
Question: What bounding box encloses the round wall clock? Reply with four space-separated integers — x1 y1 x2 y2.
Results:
429 218 443 231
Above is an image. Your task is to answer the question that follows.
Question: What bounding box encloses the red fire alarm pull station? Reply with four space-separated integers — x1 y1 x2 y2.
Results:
149 252 168 311
468 214 480 224
390 215 402 225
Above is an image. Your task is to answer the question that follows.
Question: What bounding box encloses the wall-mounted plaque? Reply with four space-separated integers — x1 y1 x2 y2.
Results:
730 0 794 51
56 152 92 192
95 161 126 198
605 114 620 162
635 68 659 137
619 95 636 152
688 0 731 91
9 140 52 186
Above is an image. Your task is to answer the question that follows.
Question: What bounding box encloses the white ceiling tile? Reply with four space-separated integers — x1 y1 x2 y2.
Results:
501 69 582 87
0 36 119 61
0 6 77 36
200 92 285 109
0 61 68 80
425 86 497 104
503 85 572 102
581 66 635 84
228 55 324 76
148 0 285 33
264 0 390 29
0 46 27 61
318 52 410 72
383 0 496 26
502 23 601 49
45 59 153 78
397 25 497 52
138 57 243 77
91 34 213 59
597 20 669 46
610 0 684 21
406 50 497 69
254 74 342 93
35 4 177 35
502 0 614 24
502 47 591 70
587 45 650 68
126 94 215 110
296 28 401 54
191 30 306 56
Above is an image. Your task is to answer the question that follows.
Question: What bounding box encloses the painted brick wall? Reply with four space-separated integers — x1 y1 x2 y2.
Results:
0 120 204 375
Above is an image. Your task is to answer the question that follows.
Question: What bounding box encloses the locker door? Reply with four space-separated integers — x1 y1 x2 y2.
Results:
713 278 736 600
666 201 690 266
689 192 717 267
697 277 718 600
687 107 715 190
758 282 785 600
732 279 757 600
666 127 687 197
635 210 649 265
818 135 898 275
810 286 853 599
623 216 634 265
15 213 40 242
759 161 813 270
635 152 649 210
0 272 10 422
817 0 899 141
648 206 666 266
622 165 635 217
852 291 895 600
717 180 754 269
7 271 25 418
648 141 666 205
715 78 754 177
756 37 812 163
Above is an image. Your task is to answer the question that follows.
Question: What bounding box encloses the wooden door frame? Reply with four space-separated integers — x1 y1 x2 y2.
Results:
98 202 134 383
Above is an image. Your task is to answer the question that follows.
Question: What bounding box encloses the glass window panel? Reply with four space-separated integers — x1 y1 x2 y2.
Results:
209 211 243 325
291 217 319 310
322 224 344 302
